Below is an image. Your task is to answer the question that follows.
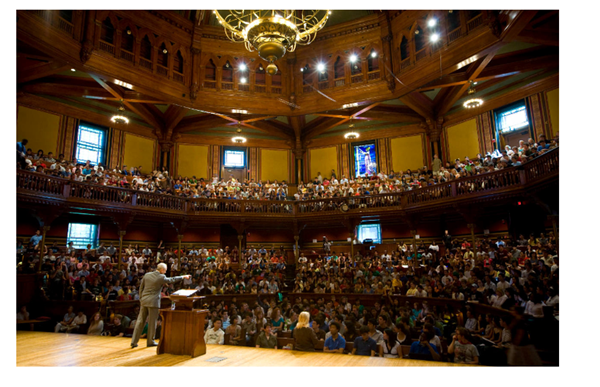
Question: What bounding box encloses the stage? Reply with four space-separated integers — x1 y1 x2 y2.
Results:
17 331 476 367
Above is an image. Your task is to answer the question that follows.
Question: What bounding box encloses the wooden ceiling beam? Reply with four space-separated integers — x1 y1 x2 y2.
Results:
17 61 70 84
164 105 189 140
514 29 559 46
437 47 501 117
399 92 434 120
304 102 381 140
499 10 539 42
176 115 230 133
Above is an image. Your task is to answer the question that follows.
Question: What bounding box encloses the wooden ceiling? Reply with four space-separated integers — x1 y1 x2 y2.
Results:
16 10 558 148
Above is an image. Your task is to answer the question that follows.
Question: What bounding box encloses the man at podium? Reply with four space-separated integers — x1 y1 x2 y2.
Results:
130 263 190 348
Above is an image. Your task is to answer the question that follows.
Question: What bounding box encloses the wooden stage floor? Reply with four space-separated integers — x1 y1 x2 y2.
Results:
17 331 475 367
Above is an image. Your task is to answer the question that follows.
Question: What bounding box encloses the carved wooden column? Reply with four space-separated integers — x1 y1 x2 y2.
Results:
159 141 174 174
80 10 96 64
118 230 126 270
37 225 51 273
467 223 477 255
427 117 444 165
177 234 183 271
294 235 300 264
379 12 395 92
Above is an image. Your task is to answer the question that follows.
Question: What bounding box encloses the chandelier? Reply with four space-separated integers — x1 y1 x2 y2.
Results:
214 10 331 75
344 132 359 140
463 81 483 109
232 119 246 143
111 104 129 125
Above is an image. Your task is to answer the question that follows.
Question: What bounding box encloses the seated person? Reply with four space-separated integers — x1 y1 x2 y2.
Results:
106 314 127 337
352 326 377 356
54 306 76 333
87 312 104 336
323 321 346 354
204 318 225 345
409 331 441 361
225 315 243 346
255 322 277 349
448 327 479 364
293 311 320 352
67 311 87 333
380 329 401 358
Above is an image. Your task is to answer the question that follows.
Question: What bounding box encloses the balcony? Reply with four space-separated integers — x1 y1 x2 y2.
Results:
17 149 558 223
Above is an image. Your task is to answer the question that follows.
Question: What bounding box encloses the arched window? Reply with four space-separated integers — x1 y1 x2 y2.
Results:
157 43 168 67
205 59 216 80
415 26 425 52
101 17 115 44
367 49 379 72
140 35 152 60
318 65 328 82
271 66 282 86
222 61 233 82
174 51 184 73
447 11 461 31
350 55 362 75
334 56 345 79
400 36 409 60
256 64 266 85
302 64 312 84
121 29 134 52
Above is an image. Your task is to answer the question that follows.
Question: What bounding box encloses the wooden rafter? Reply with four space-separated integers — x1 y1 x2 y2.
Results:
304 102 381 140
164 105 189 140
399 92 434 120
17 61 70 84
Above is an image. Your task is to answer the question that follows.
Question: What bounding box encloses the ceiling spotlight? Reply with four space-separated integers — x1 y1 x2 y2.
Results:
300 67 304 72
70 68 76 72
344 132 359 140
342 102 358 109
239 63 247 71
317 63 326 72
415 30 420 35
126 29 132 35
232 136 247 144
240 77 247 84
428 18 437 27
162 49 168 54
349 54 358 63
225 63 230 68
371 51 377 58
430 33 440 42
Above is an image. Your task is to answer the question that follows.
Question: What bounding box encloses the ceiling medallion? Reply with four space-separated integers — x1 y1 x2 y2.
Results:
111 104 129 125
214 10 331 75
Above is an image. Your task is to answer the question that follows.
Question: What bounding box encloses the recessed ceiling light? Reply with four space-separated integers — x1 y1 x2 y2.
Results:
371 51 377 58
428 18 437 27
300 67 304 72
71 68 76 72
317 63 325 72
430 33 440 42
240 77 247 84
239 63 247 71
349 54 358 63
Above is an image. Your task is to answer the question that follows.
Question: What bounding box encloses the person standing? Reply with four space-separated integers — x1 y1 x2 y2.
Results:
130 263 189 348
432 154 442 176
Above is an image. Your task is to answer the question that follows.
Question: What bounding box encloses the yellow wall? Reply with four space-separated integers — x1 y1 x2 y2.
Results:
177 144 209 179
261 149 289 182
446 118 480 161
547 88 559 138
390 135 425 172
123 133 155 173
17 106 61 155
309 146 337 180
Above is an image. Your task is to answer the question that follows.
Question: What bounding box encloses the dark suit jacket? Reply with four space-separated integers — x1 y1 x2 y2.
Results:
139 271 184 308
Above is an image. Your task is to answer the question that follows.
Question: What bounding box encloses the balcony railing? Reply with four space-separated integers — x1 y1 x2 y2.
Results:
467 13 483 32
367 70 380 80
156 65 168 77
98 40 115 55
120 49 134 63
139 57 152 71
17 149 558 218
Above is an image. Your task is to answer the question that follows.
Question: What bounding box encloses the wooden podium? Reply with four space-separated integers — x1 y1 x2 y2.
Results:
157 295 208 358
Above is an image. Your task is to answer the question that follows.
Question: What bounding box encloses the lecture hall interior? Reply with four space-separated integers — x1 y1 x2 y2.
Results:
15 7 562 371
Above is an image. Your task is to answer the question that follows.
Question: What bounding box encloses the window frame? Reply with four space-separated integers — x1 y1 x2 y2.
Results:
494 100 531 134
222 147 247 169
73 122 107 166
351 140 378 178
357 223 382 244
67 223 100 249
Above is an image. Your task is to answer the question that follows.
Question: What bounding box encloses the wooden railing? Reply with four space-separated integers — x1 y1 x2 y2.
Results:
17 149 558 217
367 70 380 80
271 87 282 94
139 57 152 71
173 71 184 84
204 80 216 89
238 84 250 92
156 65 168 77
447 27 461 43
351 74 363 83
221 81 234 90
335 78 345 87
318 81 330 90
255 85 266 93
98 40 115 55
120 49 134 62
416 48 427 61
467 14 483 31
57 17 74 36
400 58 411 70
